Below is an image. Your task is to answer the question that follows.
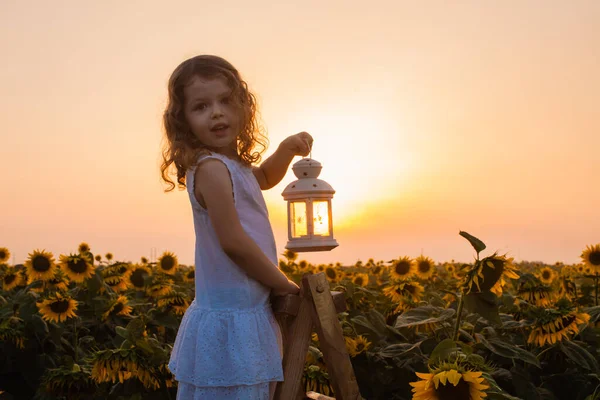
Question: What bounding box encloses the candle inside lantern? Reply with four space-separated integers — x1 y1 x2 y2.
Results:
291 201 307 238
312 200 330 236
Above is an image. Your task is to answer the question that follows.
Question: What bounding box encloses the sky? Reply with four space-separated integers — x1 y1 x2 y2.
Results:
1 1 598 267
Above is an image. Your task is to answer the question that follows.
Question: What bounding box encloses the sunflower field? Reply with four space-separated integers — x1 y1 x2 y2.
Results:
1 234 600 400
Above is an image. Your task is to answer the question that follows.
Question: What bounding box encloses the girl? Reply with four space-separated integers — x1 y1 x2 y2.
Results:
161 55 312 400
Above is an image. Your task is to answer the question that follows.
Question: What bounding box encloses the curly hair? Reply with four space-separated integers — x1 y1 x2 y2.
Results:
160 55 268 192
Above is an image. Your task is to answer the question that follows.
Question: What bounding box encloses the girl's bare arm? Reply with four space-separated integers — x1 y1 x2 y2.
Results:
194 159 297 293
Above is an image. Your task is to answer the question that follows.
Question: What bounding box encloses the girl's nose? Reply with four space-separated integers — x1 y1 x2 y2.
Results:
211 105 224 118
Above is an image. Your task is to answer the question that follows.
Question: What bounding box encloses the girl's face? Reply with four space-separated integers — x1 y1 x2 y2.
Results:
183 75 241 156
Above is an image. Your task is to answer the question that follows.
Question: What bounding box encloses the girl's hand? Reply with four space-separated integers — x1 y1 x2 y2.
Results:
279 131 313 157
271 279 300 297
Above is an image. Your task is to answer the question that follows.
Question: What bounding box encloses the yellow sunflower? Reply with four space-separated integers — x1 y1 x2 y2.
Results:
315 264 326 273
0 247 10 263
95 254 102 262
147 274 173 298
528 310 590 347
103 273 129 293
410 365 489 400
2 267 24 291
78 242 90 253
324 266 340 282
466 253 519 294
383 280 423 313
58 253 95 283
183 267 195 284
344 335 371 357
158 292 190 315
105 252 114 261
156 251 179 275
414 255 435 280
43 270 70 292
538 267 556 285
352 273 369 287
25 249 58 281
104 262 132 281
127 264 152 290
581 244 600 272
102 295 133 320
445 263 457 276
140 256 149 264
576 264 586 274
90 350 139 384
370 264 383 276
517 284 554 307
37 292 78 323
390 256 415 280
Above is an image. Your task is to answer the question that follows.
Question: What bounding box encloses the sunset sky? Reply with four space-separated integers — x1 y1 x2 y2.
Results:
1 1 598 268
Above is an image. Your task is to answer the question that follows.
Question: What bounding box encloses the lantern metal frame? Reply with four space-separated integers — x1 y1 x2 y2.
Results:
281 158 339 252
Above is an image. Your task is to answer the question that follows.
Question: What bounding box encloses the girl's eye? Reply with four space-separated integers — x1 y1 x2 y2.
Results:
195 103 207 110
221 97 230 104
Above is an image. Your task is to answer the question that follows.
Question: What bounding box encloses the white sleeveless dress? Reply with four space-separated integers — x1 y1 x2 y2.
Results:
168 152 284 399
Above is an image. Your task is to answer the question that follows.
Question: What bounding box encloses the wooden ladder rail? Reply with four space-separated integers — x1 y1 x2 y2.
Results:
272 272 362 400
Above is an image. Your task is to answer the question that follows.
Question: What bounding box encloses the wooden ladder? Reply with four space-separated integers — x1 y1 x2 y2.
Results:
272 272 362 400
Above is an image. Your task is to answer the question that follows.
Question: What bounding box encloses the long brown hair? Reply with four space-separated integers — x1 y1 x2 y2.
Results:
160 55 268 192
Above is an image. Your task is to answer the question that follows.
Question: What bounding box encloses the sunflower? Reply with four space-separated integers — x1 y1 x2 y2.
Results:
315 264 326 273
324 266 340 282
183 267 195 283
127 264 152 290
390 256 415 280
370 264 383 276
78 242 90 253
104 262 132 281
466 253 519 294
157 292 190 315
0 247 10 263
581 244 600 272
2 267 25 291
102 273 129 293
576 264 586 274
90 349 139 385
410 365 489 400
352 273 369 287
94 254 102 262
538 267 556 285
156 251 178 275
415 255 435 280
25 249 58 281
102 295 133 320
37 292 78 323
383 280 424 312
147 274 173 298
344 335 371 357
44 270 70 292
528 309 590 347
445 263 457 276
58 253 95 283
297 260 309 272
517 282 554 307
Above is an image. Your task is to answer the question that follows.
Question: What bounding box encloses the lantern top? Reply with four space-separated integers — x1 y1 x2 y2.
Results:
282 158 335 200
292 158 322 179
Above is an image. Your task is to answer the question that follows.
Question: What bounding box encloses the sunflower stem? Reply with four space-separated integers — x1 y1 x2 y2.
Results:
595 273 598 306
453 291 465 341
73 317 79 364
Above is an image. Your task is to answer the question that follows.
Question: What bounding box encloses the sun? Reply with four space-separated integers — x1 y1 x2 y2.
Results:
264 105 417 230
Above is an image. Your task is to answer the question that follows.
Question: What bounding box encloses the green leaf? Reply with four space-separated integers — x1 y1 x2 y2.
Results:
559 341 599 371
459 231 486 255
115 326 129 339
464 291 501 325
378 342 421 358
475 333 540 368
429 339 461 364
394 305 455 329
30 314 49 335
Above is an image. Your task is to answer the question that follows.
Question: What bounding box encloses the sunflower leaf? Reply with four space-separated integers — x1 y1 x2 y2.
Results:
429 338 462 364
115 325 129 339
475 333 540 368
464 290 501 325
558 340 599 371
459 231 487 255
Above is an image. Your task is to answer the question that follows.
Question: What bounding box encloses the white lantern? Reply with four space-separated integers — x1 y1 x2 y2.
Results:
282 158 339 252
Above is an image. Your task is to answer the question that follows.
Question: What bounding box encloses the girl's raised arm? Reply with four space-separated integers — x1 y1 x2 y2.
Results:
193 158 297 294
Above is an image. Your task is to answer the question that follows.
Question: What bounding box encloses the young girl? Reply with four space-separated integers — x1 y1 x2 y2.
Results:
161 55 312 400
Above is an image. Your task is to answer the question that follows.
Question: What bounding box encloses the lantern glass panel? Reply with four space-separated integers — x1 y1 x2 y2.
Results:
312 200 330 236
290 201 307 238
